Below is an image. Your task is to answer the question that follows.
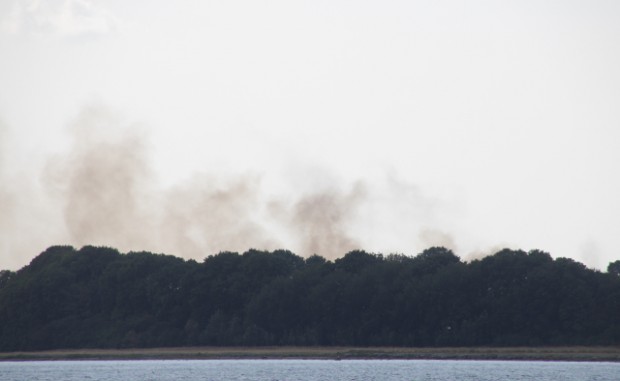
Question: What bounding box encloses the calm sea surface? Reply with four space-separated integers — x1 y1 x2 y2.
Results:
1 359 618 381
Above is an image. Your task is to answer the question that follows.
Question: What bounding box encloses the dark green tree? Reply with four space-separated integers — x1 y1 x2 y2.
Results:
1 245 619 351
608 260 620 277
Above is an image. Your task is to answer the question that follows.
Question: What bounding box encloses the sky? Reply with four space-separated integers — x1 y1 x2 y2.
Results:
1 0 619 271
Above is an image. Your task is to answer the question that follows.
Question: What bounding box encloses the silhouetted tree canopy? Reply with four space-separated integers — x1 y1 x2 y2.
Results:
0 245 618 351
609 260 620 277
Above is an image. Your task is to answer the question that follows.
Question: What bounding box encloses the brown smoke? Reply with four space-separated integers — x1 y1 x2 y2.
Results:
2 105 464 269
45 106 155 250
418 228 457 252
463 245 511 262
158 175 280 258
40 105 367 261
288 183 365 259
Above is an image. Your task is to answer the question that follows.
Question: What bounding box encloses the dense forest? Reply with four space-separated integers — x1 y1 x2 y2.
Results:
1 245 619 351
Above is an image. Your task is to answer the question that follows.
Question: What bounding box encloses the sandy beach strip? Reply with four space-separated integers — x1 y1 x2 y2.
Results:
1 346 620 362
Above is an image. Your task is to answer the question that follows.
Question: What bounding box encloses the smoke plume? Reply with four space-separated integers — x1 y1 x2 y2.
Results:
1 105 460 269
418 228 457 252
288 183 365 258
41 105 371 261
158 175 280 258
45 106 154 250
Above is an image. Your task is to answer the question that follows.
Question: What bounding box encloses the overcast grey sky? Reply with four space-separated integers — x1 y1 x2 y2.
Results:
1 0 619 270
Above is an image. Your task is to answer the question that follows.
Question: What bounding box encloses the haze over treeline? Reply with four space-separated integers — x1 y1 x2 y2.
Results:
3 1 620 272
1 245 619 351
0 106 463 271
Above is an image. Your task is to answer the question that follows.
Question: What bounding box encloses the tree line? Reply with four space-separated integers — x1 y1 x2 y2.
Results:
0 245 619 351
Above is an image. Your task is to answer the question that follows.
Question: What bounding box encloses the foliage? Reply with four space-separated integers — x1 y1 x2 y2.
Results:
0 245 619 350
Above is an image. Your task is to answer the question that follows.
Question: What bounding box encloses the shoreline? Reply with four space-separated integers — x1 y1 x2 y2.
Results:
1 346 620 362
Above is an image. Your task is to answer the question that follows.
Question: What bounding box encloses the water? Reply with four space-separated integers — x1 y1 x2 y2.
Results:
0 359 618 381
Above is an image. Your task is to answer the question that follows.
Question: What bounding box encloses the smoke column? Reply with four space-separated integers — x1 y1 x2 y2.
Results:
39 106 373 261
2 105 457 269
45 106 155 250
289 184 365 258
